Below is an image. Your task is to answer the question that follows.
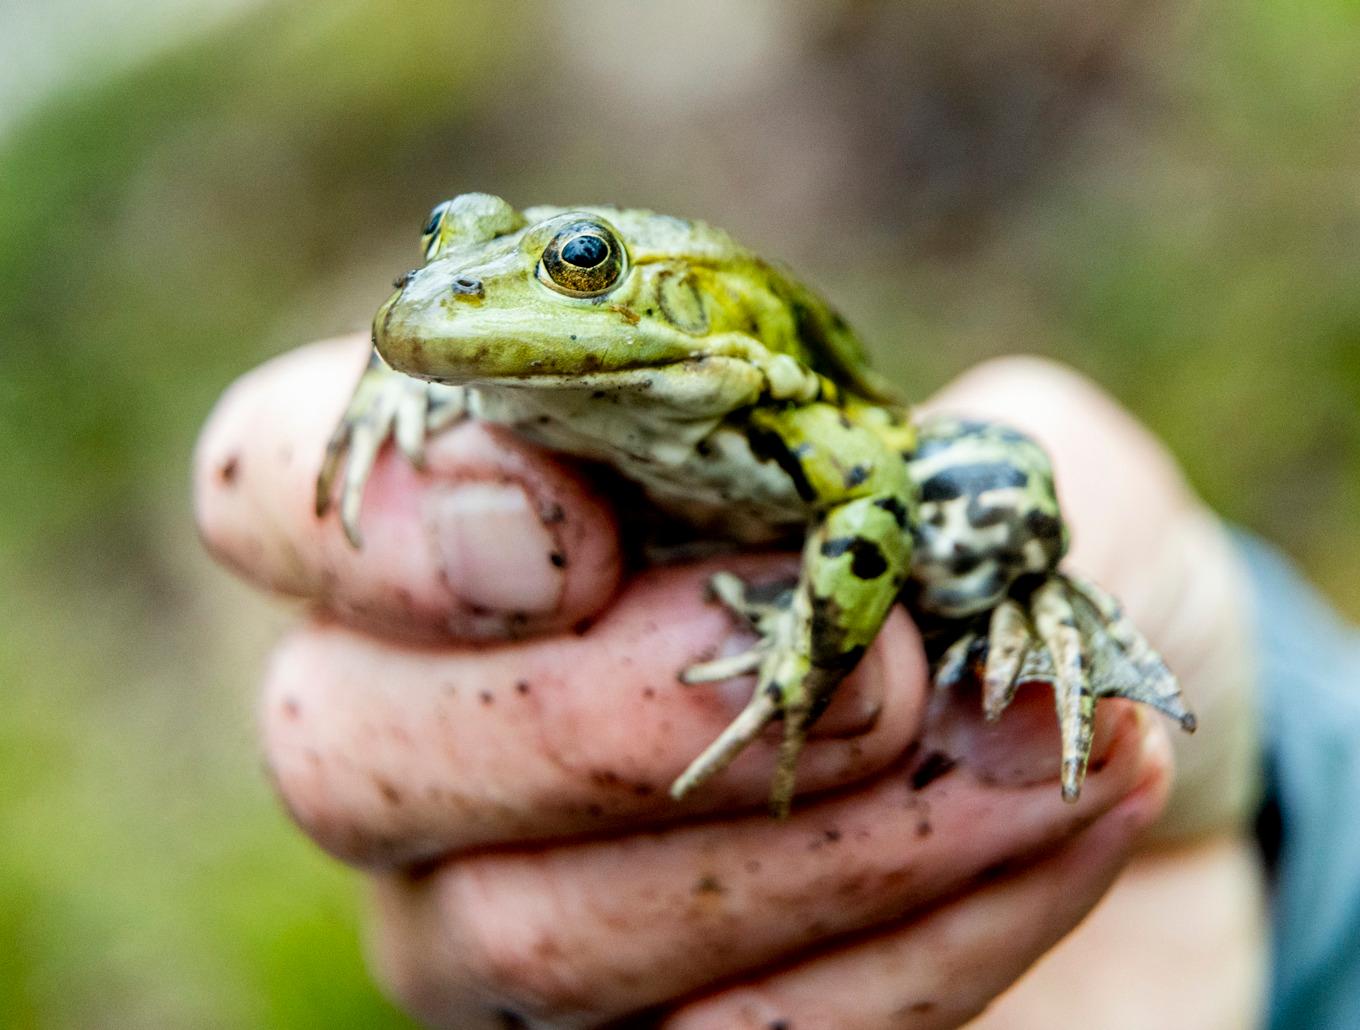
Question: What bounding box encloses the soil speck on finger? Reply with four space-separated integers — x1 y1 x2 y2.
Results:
373 776 403 806
897 1000 938 1017
692 874 726 896
217 454 240 485
908 750 958 790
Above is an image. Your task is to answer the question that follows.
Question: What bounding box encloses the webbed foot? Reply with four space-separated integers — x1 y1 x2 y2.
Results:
935 573 1195 801
315 354 466 546
672 572 821 818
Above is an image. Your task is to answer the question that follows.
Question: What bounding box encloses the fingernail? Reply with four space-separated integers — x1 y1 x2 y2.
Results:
923 684 1139 790
425 481 564 614
1130 708 1173 795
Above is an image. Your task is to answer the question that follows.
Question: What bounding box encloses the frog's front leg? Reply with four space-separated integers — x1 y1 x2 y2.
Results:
671 404 914 817
316 349 467 546
908 417 1196 801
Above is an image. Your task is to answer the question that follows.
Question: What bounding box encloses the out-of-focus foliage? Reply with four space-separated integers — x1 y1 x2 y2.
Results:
0 0 1355 1025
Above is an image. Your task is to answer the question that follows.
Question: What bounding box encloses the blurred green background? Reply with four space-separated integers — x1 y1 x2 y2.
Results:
2 0 1356 1025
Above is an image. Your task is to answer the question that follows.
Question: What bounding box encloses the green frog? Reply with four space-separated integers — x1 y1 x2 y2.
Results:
317 192 1195 817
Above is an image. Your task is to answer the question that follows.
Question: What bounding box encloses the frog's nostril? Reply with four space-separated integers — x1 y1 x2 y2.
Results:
392 269 417 289
451 276 485 299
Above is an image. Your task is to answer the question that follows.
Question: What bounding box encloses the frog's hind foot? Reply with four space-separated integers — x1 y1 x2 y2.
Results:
935 573 1195 802
673 571 813 819
315 353 466 547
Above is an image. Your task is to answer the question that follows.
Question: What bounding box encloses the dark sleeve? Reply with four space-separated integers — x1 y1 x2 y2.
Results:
1238 535 1360 1029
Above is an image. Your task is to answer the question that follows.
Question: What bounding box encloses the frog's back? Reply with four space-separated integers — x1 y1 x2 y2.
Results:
524 204 904 407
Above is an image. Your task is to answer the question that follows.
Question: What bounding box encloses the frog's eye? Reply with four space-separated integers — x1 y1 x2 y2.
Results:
421 201 452 256
538 221 626 297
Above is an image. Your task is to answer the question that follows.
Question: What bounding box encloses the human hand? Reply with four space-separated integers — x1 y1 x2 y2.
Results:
195 337 1256 1028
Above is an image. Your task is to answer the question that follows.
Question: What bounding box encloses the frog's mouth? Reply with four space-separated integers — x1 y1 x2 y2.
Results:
457 368 672 392
437 359 765 416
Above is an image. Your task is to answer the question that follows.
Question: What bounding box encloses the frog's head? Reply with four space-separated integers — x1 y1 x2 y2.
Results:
373 193 777 408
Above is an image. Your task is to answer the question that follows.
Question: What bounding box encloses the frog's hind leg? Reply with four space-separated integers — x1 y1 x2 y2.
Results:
910 415 1194 801
316 350 467 546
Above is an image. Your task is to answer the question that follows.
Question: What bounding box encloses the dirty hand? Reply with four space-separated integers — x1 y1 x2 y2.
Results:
195 336 1261 1028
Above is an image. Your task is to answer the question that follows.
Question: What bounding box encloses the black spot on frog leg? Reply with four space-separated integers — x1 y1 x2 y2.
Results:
808 591 868 672
843 463 870 488
872 495 909 527
849 540 889 580
1025 508 1063 543
748 421 818 503
920 462 1028 502
820 536 890 580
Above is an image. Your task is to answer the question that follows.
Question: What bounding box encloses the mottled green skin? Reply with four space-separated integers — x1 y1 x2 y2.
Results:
318 193 1194 815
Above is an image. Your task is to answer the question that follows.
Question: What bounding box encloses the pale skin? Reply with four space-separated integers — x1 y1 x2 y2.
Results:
196 337 1267 1028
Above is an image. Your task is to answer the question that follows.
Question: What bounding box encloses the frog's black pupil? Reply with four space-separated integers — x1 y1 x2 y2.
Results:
422 207 444 237
561 234 608 268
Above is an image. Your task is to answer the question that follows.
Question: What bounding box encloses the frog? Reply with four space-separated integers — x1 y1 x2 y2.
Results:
316 192 1196 817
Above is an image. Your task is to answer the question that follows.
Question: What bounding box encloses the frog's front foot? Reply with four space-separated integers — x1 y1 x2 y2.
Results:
935 572 1196 801
315 354 466 546
672 572 820 818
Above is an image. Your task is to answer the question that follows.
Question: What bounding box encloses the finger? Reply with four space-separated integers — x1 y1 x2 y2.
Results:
262 557 926 866
195 335 622 641
363 698 1164 1027
963 834 1267 1030
665 744 1171 1030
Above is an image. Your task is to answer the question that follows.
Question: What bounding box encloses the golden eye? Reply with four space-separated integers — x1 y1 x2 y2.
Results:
421 200 451 257
538 221 626 297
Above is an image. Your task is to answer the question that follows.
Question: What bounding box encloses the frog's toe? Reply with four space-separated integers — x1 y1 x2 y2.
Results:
315 418 351 520
669 685 781 802
393 380 432 469
981 598 1032 722
671 665 813 820
705 570 752 614
1030 577 1098 801
316 363 466 548
679 648 763 684
1065 574 1197 733
315 408 385 547
934 627 982 692
704 571 793 633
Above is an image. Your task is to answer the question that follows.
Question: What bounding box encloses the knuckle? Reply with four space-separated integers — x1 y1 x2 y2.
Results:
366 936 442 1024
258 626 393 864
366 864 598 1028
454 866 596 1013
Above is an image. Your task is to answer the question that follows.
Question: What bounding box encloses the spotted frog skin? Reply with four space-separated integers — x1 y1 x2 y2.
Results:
318 193 1195 816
